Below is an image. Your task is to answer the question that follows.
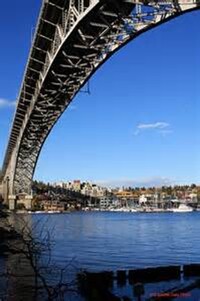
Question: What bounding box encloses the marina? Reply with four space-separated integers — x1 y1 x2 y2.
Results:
26 204 196 214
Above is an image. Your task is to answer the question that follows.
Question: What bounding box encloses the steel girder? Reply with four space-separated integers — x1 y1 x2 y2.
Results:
1 0 199 195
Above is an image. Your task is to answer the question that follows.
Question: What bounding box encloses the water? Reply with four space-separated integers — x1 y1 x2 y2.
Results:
31 211 200 271
2 211 200 300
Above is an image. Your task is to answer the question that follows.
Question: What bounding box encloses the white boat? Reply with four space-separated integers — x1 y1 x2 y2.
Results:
129 208 137 212
110 207 137 212
172 204 193 213
28 211 45 214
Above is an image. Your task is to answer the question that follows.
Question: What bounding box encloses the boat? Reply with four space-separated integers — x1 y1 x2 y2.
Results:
109 207 137 212
129 208 137 212
172 204 193 213
28 211 45 214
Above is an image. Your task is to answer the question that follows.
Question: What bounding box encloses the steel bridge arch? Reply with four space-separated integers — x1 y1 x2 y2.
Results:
1 0 199 199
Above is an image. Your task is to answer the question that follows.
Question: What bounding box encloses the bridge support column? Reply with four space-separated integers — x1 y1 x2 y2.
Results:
9 195 16 210
0 182 3 201
24 195 33 210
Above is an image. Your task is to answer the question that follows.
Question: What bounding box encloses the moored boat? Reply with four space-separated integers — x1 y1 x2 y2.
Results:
172 204 193 213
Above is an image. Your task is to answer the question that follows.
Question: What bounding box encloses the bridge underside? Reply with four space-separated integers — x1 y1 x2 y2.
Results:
0 0 199 208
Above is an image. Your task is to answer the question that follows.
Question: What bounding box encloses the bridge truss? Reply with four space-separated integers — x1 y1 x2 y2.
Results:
0 0 199 200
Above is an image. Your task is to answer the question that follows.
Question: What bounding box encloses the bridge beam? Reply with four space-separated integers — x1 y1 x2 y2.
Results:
0 150 33 210
7 195 32 211
0 0 199 202
8 195 16 211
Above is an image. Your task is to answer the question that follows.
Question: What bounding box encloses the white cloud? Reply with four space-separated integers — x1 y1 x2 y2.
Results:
134 121 172 135
0 98 16 108
137 122 169 130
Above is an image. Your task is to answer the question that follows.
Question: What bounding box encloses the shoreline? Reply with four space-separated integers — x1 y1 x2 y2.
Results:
12 208 200 214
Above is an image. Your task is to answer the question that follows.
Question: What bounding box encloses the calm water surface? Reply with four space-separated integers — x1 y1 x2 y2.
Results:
32 211 200 271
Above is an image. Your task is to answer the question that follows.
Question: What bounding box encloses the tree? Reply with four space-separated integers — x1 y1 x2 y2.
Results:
1 215 78 300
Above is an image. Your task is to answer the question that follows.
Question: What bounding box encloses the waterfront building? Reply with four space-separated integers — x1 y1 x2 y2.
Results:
99 198 113 208
80 182 107 198
63 182 72 190
115 190 139 200
188 193 198 202
42 200 65 212
139 195 148 204
52 181 64 188
73 180 81 192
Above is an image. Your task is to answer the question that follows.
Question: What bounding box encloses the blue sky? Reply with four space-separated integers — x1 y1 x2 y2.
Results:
0 2 199 187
